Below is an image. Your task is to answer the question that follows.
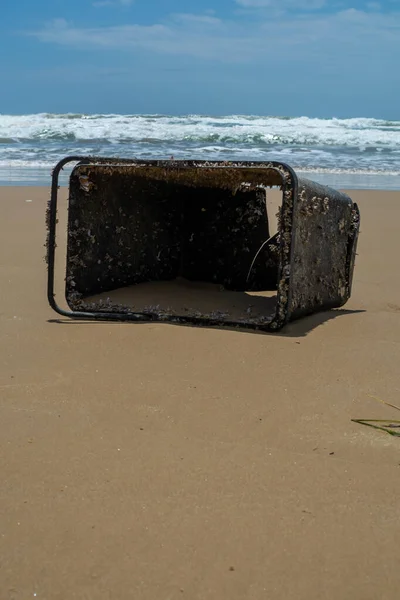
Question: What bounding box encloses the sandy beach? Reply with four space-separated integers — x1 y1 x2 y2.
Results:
1 186 400 599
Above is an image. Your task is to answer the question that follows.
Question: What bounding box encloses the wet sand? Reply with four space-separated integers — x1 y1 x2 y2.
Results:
1 187 400 599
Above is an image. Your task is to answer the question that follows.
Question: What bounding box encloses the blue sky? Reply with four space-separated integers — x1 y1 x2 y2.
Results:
1 0 399 117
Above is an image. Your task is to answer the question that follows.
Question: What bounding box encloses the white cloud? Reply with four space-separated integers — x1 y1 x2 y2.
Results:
29 9 400 67
171 13 222 27
30 19 243 62
235 0 325 9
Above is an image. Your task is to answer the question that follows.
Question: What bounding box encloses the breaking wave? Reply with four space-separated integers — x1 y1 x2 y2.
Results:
1 113 400 187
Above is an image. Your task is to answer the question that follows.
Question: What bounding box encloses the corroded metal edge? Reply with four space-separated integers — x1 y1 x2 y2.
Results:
344 202 360 302
269 164 297 330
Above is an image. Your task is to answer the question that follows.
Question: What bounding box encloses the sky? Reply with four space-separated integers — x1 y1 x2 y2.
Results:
1 0 399 118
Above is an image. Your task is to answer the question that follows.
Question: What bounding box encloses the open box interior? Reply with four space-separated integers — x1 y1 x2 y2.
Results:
66 165 285 325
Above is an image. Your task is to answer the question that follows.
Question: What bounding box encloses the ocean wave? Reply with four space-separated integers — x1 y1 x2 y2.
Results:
1 113 399 181
0 113 399 148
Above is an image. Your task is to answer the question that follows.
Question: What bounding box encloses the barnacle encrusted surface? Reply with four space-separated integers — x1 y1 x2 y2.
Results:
55 159 359 331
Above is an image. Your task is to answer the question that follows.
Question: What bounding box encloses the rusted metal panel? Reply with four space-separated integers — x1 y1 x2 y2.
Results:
288 179 360 320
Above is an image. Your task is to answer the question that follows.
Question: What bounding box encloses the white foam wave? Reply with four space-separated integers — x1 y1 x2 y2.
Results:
1 113 399 148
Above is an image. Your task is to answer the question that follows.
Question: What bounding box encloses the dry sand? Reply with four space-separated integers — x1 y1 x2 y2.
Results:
1 186 400 599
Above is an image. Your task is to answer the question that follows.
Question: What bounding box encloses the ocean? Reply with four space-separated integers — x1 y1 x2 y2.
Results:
1 113 399 189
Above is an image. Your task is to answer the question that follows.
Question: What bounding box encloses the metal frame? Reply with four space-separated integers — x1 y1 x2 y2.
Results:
46 156 358 332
